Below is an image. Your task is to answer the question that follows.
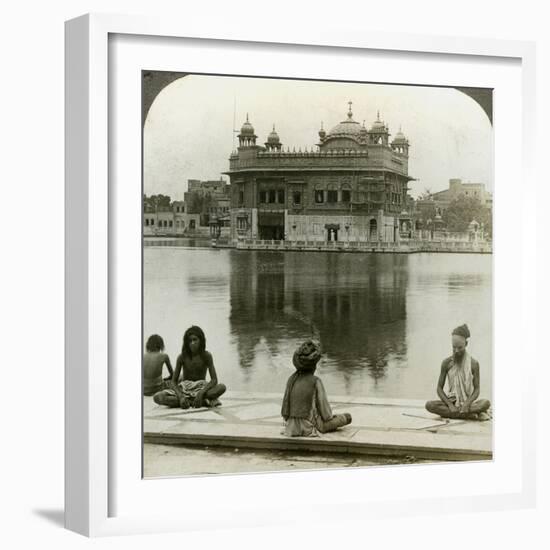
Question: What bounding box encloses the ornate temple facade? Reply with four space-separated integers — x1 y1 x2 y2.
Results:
224 103 415 244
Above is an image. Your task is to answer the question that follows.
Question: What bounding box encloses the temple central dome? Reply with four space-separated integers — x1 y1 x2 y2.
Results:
327 118 363 138
327 103 362 139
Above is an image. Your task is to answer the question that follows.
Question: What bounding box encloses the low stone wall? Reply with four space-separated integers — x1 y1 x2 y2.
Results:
232 239 492 254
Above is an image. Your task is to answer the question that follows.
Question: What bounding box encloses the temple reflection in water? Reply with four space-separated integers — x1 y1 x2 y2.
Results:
229 251 408 389
144 246 492 399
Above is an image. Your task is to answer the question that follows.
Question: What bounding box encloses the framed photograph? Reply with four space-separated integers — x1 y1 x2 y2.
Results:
65 13 536 536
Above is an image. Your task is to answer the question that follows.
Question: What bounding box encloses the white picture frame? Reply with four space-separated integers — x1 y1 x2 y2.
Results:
65 13 537 537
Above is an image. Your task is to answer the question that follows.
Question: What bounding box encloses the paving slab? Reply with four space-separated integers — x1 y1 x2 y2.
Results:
143 394 493 462
177 409 225 421
224 390 282 400
145 403 222 420
351 428 490 452
314 426 359 441
435 420 493 435
143 419 183 434
340 396 427 408
331 405 445 430
229 402 283 421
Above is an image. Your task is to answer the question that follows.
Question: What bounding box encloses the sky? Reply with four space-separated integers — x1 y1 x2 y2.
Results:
143 74 493 201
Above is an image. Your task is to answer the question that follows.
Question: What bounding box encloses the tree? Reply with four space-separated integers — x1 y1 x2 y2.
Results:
413 195 437 227
442 194 492 235
143 194 172 211
417 188 433 201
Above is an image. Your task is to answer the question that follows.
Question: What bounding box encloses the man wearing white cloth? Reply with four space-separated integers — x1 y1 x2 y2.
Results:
425 324 491 420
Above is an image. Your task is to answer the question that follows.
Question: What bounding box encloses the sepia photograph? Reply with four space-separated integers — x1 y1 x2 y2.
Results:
142 72 493 478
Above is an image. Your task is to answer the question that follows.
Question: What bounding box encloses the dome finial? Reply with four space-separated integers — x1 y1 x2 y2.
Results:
246 113 249 122
377 109 380 121
318 120 326 141
347 100 353 119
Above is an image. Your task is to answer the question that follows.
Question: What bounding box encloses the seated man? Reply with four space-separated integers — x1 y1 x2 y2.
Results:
281 339 352 437
143 334 173 397
425 324 491 420
153 325 226 409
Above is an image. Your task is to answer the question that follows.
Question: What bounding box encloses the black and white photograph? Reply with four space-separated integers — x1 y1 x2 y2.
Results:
142 73 494 478
3 0 547 545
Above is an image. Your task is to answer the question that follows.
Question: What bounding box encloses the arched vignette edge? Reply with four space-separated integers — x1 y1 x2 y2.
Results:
142 71 493 128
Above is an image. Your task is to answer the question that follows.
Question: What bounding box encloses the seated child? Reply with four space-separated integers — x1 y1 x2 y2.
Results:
281 339 352 437
153 325 226 409
143 334 174 396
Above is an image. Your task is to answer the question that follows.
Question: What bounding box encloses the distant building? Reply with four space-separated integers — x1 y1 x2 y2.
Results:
184 178 231 226
410 178 492 234
224 105 415 244
186 178 228 197
410 178 492 241
143 201 200 236
431 178 493 211
173 200 185 214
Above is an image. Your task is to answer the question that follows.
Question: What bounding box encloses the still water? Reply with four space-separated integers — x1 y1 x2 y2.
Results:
144 247 492 400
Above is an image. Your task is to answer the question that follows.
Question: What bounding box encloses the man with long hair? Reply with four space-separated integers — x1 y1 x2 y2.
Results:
153 325 226 409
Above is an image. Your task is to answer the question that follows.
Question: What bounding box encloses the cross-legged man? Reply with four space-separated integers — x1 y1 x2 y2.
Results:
425 324 491 420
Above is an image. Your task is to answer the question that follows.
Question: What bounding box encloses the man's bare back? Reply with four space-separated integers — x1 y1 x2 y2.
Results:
143 351 173 396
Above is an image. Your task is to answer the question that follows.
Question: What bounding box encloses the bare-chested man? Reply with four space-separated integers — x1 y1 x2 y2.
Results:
153 325 226 409
143 334 173 396
425 324 491 420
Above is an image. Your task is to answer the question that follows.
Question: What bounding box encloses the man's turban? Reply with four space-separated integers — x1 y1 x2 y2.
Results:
292 339 322 370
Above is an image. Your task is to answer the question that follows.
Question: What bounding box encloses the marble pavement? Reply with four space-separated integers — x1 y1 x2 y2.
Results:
143 391 493 462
